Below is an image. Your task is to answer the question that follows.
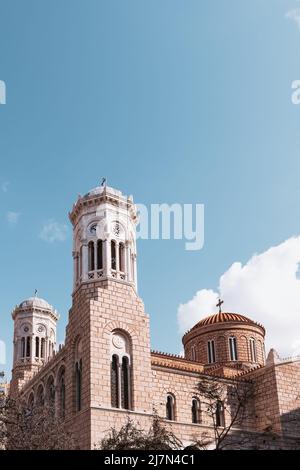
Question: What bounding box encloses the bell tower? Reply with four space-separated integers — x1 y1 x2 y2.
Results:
69 184 138 293
66 184 153 447
10 296 58 397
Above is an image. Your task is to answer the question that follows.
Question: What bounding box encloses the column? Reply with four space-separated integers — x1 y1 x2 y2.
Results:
82 243 88 281
133 254 138 291
124 242 128 280
104 238 111 277
126 244 131 282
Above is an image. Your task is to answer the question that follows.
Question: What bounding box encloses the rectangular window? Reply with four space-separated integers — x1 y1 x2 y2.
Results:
207 340 216 364
229 337 238 361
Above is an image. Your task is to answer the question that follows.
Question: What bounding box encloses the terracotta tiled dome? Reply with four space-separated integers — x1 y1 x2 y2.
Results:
188 312 264 333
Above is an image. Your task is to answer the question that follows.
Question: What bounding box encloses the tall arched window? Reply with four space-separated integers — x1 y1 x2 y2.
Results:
46 376 55 408
111 331 132 410
75 338 83 413
41 338 45 358
166 394 176 421
58 367 66 419
35 337 40 358
26 337 31 357
28 392 34 409
111 241 116 270
229 336 238 361
88 241 95 271
119 243 125 272
111 354 119 408
216 400 225 427
97 240 103 270
191 397 201 424
207 340 216 364
121 356 130 409
249 338 257 362
21 337 25 358
36 384 44 406
191 345 196 361
79 245 83 276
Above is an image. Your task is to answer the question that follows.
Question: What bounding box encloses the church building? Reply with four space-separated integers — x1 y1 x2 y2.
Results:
9 184 300 449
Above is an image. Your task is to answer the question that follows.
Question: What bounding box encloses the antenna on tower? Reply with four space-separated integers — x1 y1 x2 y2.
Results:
101 177 107 188
34 289 38 297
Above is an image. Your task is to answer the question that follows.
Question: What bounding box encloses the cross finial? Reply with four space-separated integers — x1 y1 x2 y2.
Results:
101 177 107 187
216 298 224 314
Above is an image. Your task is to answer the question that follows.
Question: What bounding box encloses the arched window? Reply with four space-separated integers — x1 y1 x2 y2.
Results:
97 240 103 270
111 354 119 408
21 337 25 358
28 392 34 409
41 338 45 358
119 243 125 272
111 241 116 270
75 359 82 412
191 345 196 361
88 241 95 271
249 338 257 362
166 394 176 421
74 338 83 413
26 337 31 357
111 331 132 410
121 356 131 409
46 376 55 407
35 337 40 358
191 397 201 424
207 340 216 364
229 336 238 361
216 400 225 427
36 384 44 406
79 245 83 276
58 368 66 419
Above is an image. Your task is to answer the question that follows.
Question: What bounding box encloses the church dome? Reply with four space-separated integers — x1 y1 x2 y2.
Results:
18 297 53 311
187 312 265 333
183 311 266 368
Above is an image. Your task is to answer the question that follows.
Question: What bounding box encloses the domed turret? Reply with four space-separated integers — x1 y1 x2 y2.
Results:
183 311 265 370
11 295 59 388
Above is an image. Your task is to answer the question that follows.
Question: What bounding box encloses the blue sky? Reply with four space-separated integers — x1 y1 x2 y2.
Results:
1 0 300 378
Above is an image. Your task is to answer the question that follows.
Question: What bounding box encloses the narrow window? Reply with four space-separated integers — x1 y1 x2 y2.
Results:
111 241 116 270
229 336 238 361
97 240 103 270
191 345 196 361
88 241 95 271
21 337 25 358
207 340 216 364
119 243 124 272
111 354 119 408
192 398 201 424
35 337 40 358
75 359 82 412
166 394 175 421
26 337 31 357
41 338 45 358
59 371 66 419
249 338 257 362
121 356 130 410
216 400 225 427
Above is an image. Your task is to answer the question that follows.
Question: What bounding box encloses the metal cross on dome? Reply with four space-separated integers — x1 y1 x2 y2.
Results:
216 298 224 314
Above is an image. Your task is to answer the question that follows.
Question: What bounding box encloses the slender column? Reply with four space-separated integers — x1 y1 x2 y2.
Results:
94 241 98 272
133 254 137 291
82 243 88 281
104 239 111 277
118 359 122 408
126 245 131 282
124 242 128 280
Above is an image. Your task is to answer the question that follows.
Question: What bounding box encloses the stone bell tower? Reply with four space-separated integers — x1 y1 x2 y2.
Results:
66 184 153 448
10 296 58 397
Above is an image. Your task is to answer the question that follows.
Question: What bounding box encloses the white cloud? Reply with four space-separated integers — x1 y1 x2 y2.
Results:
6 211 20 224
177 236 300 357
1 181 10 193
39 220 68 243
286 9 300 29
